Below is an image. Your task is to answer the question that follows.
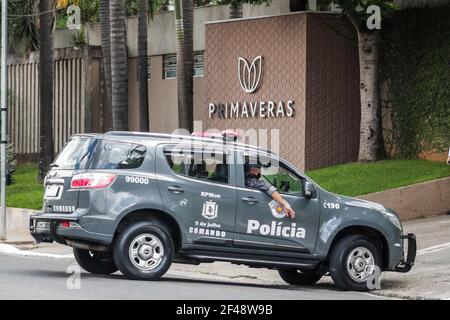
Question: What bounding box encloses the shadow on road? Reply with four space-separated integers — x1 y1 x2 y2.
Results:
7 267 343 292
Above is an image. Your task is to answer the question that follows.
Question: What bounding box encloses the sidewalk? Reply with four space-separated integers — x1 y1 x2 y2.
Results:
2 214 450 299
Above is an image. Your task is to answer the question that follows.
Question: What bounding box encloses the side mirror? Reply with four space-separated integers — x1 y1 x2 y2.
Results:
304 181 315 199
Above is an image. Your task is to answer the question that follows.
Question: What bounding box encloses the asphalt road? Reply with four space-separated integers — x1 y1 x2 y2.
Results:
1 214 449 300
0 253 381 300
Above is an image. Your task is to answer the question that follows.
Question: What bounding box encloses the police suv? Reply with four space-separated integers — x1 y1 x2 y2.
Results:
30 131 416 291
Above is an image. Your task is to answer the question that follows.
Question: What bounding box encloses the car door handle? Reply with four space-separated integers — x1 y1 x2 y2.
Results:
242 197 258 204
168 186 184 193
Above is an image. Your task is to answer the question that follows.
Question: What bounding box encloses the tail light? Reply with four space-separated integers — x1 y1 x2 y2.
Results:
71 173 116 189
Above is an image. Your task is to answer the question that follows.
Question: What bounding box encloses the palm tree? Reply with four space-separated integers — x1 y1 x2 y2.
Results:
137 0 150 132
229 1 243 18
182 0 194 132
99 0 112 110
9 0 39 53
226 1 272 19
173 0 194 132
38 0 55 181
110 0 129 131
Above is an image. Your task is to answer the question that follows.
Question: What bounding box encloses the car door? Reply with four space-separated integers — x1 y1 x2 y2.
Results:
234 151 321 255
156 144 237 248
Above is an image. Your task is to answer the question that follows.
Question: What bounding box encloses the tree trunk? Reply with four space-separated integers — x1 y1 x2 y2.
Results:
138 0 149 132
99 0 112 128
357 30 384 162
182 0 193 132
289 0 307 12
229 2 243 19
110 0 129 131
174 0 193 132
38 0 54 181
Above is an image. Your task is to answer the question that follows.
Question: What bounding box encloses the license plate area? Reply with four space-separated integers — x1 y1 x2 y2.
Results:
35 220 50 231
44 184 63 199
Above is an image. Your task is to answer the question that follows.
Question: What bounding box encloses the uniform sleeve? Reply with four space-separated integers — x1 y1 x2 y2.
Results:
254 180 277 197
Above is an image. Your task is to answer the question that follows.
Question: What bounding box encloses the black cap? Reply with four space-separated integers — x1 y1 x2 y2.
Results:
244 162 262 170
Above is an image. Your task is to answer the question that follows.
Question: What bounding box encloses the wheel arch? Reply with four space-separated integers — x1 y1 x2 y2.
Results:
326 225 389 270
113 209 183 251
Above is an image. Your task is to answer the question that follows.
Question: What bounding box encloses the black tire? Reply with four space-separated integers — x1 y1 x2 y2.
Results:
329 235 382 291
278 268 323 286
73 248 118 275
113 221 174 280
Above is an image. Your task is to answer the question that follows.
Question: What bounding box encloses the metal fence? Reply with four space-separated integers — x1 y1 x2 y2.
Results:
7 46 105 161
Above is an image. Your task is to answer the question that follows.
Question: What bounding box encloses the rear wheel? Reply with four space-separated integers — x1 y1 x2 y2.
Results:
73 248 118 275
329 235 381 291
278 268 323 286
113 222 174 280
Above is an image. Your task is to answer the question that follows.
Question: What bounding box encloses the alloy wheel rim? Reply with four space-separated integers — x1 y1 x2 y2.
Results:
346 246 375 282
129 233 164 272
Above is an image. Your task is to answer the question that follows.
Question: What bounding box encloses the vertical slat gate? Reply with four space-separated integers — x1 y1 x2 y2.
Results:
5 47 103 160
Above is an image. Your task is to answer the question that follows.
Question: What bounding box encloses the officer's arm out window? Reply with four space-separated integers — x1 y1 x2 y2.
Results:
91 141 146 169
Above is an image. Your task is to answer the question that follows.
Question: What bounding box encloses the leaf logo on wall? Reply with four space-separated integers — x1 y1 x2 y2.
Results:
238 56 263 94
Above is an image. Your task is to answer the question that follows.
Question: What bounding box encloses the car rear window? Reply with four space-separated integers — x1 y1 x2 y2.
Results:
90 140 146 170
53 137 98 170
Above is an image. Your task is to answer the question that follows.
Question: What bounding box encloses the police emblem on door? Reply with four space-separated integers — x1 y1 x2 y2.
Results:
269 200 286 219
202 201 218 220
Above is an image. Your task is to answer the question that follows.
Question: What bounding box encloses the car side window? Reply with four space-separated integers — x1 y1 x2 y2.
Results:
164 148 230 185
262 164 303 194
239 152 303 194
91 140 146 170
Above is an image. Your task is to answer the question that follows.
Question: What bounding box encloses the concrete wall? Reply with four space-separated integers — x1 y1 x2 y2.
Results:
85 0 291 58
304 14 360 169
359 177 450 220
5 208 37 242
8 46 105 160
127 56 205 133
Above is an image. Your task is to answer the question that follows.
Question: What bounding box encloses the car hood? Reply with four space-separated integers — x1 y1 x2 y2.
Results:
336 194 387 213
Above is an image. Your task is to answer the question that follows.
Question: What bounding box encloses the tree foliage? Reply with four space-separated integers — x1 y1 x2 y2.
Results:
380 5 450 158
8 0 39 52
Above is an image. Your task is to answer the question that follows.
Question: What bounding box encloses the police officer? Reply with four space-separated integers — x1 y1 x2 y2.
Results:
245 162 296 219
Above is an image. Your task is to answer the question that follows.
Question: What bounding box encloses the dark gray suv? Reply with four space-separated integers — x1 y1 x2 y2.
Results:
30 131 416 291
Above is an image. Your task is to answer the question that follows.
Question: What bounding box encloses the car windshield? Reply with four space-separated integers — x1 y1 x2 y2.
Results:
52 137 98 170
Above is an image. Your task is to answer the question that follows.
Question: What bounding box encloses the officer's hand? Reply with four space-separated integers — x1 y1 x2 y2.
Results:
285 207 296 219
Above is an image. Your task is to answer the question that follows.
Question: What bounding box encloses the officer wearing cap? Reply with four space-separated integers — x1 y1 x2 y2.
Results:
245 162 296 219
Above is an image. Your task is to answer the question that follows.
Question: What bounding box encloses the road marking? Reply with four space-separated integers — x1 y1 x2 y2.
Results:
417 242 450 256
439 220 450 224
0 244 74 259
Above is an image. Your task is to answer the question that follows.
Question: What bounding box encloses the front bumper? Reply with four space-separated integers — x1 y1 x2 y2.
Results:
394 233 417 273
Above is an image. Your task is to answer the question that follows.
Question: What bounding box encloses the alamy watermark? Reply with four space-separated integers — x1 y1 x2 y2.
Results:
366 5 381 30
66 263 82 290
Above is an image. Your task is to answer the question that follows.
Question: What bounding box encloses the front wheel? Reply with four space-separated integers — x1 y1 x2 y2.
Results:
113 222 174 280
278 268 323 286
329 235 382 291
73 248 118 275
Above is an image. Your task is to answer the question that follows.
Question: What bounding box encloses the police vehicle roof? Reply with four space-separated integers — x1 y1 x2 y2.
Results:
101 131 273 155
